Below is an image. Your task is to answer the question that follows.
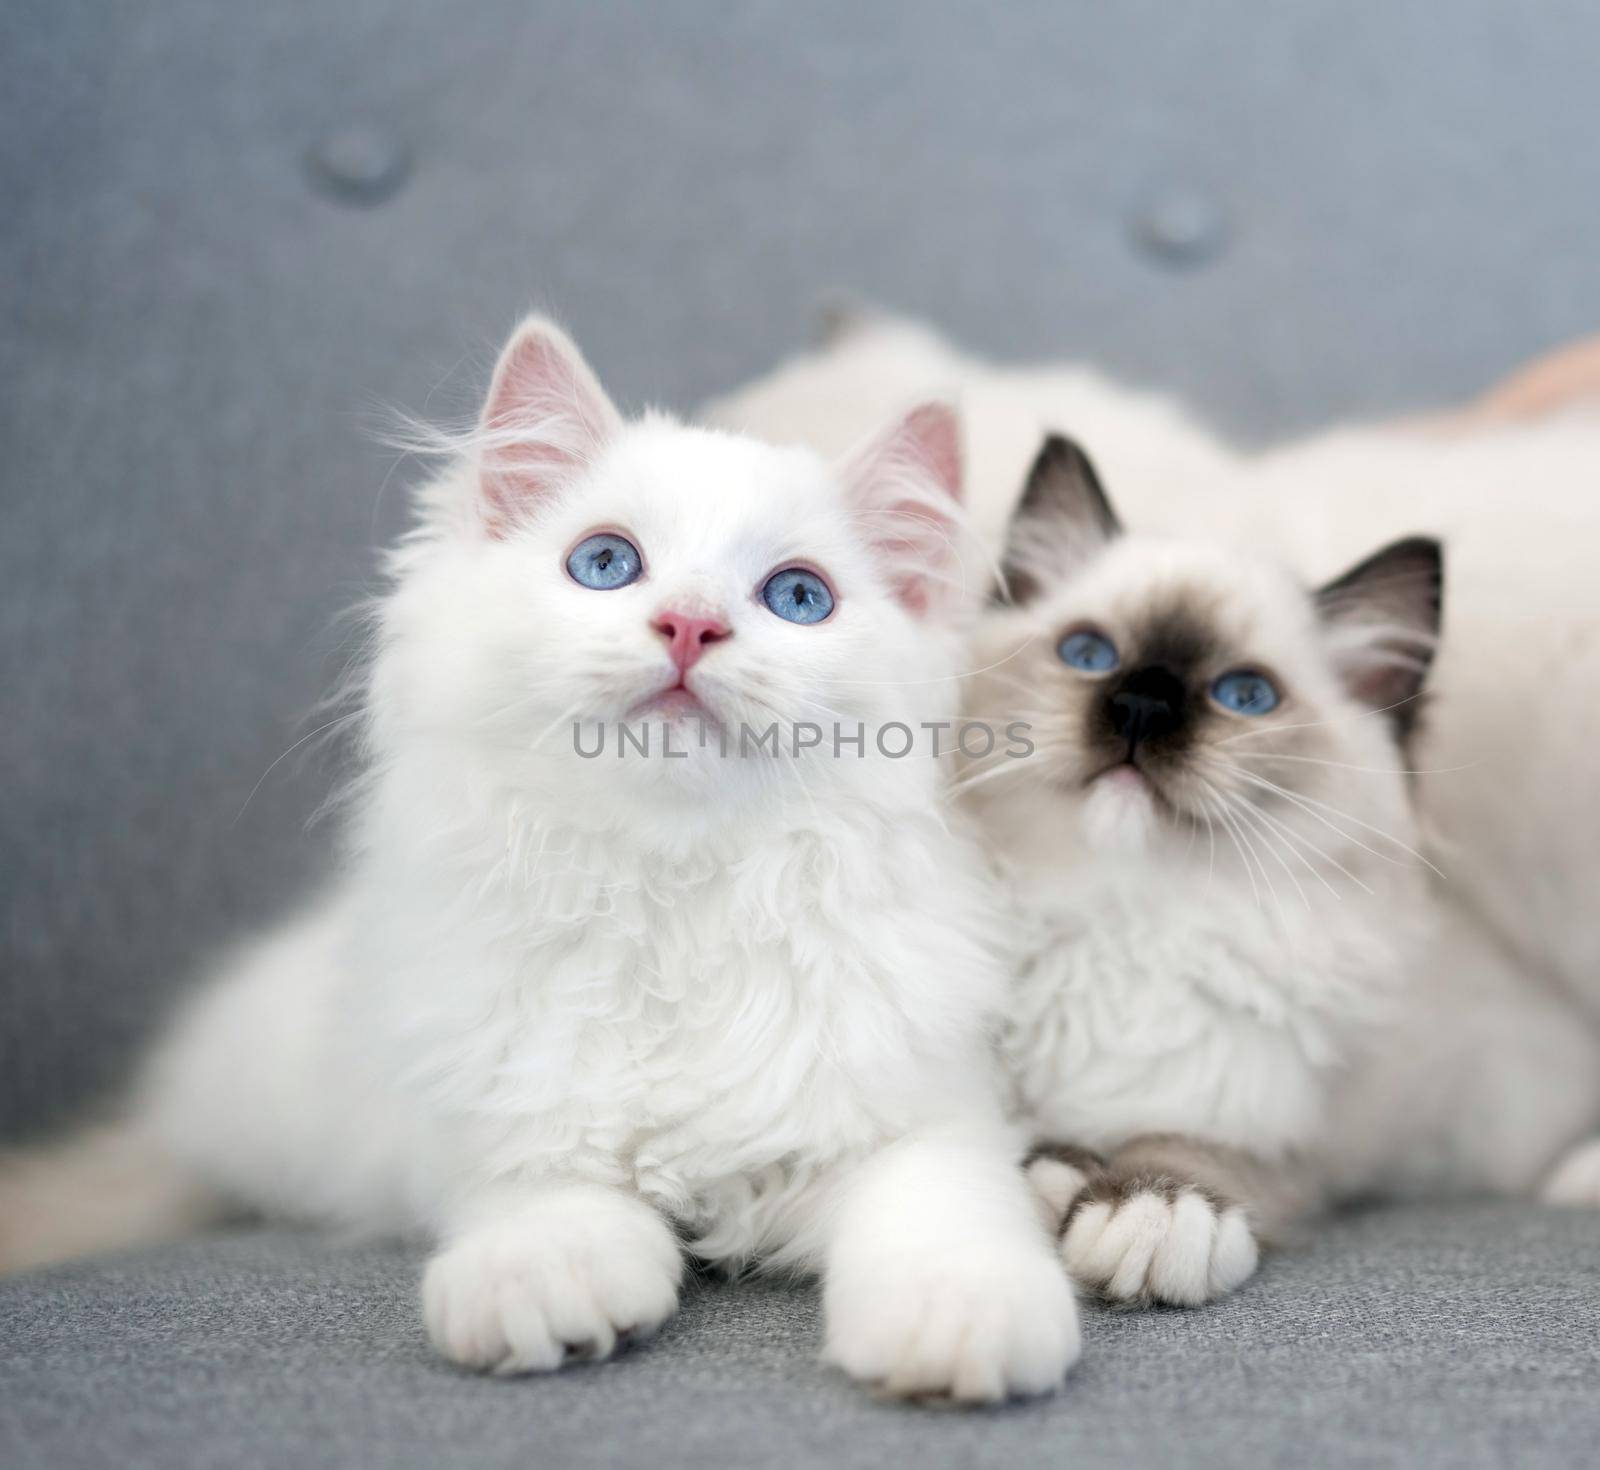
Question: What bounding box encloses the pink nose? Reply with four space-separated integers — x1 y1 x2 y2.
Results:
652 610 731 674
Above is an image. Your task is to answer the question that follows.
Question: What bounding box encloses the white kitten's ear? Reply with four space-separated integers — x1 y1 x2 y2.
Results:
1315 536 1443 734
475 316 622 535
840 401 966 617
999 435 1121 603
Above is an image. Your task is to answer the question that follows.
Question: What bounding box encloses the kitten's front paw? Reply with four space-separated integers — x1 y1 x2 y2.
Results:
1061 1178 1257 1307
824 1245 1080 1403
423 1192 681 1374
1541 1136 1600 1206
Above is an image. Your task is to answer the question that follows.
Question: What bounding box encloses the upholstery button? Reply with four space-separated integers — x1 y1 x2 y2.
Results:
1129 180 1227 269
306 125 412 206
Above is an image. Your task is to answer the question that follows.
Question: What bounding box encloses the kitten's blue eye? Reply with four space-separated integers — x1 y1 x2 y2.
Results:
761 567 834 625
1058 630 1119 673
567 533 642 591
1212 670 1280 716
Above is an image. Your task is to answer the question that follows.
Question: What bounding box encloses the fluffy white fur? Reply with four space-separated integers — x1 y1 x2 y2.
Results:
707 313 1600 1260
0 316 1078 1401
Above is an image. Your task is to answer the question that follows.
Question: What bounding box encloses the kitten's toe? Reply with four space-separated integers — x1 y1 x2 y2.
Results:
1541 1136 1600 1206
1063 1191 1166 1303
1147 1190 1222 1306
1025 1154 1095 1232
1208 1205 1260 1294
422 1198 681 1375
824 1242 1079 1402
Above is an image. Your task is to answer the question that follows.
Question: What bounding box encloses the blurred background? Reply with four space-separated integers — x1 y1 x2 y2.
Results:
4 0 1598 1136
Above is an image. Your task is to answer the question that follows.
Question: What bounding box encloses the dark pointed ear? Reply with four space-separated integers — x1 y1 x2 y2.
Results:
1315 536 1443 733
997 435 1121 603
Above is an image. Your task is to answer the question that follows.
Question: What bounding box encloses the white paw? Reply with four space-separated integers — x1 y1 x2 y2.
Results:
1541 1136 1600 1207
1062 1185 1257 1307
824 1245 1081 1403
423 1193 681 1374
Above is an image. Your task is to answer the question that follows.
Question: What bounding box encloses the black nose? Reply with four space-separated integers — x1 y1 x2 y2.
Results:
1108 666 1186 750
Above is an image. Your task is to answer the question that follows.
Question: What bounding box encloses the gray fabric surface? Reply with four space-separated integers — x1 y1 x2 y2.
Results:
7 0 1600 1136
4 1204 1599 1470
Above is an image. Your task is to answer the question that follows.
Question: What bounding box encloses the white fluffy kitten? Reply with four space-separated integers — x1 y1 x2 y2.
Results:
708 312 1600 1274
0 317 1079 1402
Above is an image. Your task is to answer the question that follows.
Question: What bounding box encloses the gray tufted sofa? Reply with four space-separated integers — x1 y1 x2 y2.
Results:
4 5 1597 1466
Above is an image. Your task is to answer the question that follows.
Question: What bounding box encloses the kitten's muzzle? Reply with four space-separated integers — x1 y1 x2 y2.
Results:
1106 666 1186 753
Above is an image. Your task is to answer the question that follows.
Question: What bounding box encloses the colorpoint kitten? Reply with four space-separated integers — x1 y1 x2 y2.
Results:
0 316 1079 1401
971 436 1440 1303
984 438 1600 1297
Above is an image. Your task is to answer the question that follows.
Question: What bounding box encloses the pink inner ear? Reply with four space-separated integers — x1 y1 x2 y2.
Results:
901 402 963 504
478 327 617 535
1342 650 1428 714
844 401 966 618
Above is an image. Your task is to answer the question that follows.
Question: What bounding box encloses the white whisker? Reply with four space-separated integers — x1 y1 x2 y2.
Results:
1224 789 1312 911
1224 763 1446 880
1215 690 1429 746
1237 793 1349 901
1202 791 1261 911
233 711 364 827
1229 749 1484 778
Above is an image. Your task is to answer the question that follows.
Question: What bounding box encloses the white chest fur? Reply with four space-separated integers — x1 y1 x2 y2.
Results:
354 807 1001 1256
1001 863 1403 1160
